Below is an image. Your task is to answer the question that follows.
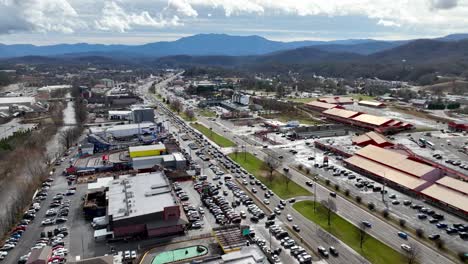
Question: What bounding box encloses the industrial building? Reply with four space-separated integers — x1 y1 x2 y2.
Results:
129 144 166 158
421 177 468 215
132 152 187 171
108 110 132 120
231 92 250 105
358 100 386 108
341 145 468 216
322 108 413 134
352 131 393 147
131 108 154 123
0 96 35 107
317 96 354 105
89 122 158 138
344 145 441 192
107 172 187 238
108 106 154 123
290 124 349 139
304 101 342 112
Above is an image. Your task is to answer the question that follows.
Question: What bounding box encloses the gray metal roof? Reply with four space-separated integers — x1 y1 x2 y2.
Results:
107 172 177 221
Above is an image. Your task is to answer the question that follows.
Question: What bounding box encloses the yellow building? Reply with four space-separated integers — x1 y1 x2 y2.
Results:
129 144 166 158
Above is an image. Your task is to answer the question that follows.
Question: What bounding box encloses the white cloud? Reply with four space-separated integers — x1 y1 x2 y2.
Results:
0 0 83 34
95 1 181 32
377 19 401 27
0 0 467 38
167 0 198 17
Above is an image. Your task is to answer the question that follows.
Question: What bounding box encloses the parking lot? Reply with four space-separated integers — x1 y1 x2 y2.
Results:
1 149 83 264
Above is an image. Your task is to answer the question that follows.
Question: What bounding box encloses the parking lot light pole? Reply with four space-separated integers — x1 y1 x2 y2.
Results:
269 229 272 251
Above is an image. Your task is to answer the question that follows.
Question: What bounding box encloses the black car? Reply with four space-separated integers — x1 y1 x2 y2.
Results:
293 225 301 232
56 217 68 223
329 246 339 257
428 234 440 240
306 181 313 187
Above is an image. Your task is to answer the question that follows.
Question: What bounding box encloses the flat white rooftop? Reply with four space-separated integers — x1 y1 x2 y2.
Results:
107 172 176 221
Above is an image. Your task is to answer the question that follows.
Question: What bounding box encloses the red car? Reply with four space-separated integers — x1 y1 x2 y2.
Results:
48 256 64 262
13 226 26 232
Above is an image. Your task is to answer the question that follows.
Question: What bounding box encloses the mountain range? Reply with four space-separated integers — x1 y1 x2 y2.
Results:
1 33 468 59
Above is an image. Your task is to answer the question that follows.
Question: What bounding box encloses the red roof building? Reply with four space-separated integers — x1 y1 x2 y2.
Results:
352 131 394 148
304 101 342 112
318 96 354 105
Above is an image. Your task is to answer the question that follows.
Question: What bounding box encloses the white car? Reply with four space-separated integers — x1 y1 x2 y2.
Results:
46 209 57 216
401 244 412 252
1 244 15 250
41 219 55 225
53 248 68 255
263 199 270 205
131 251 137 259
286 214 293 222
124 251 131 259
0 251 8 260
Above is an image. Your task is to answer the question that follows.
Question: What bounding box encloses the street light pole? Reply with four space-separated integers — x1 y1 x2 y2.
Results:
313 180 317 212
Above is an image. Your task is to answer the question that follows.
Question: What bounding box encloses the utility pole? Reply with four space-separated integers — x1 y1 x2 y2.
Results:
314 179 317 212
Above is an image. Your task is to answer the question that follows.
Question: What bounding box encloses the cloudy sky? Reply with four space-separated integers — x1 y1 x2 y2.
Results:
0 0 467 45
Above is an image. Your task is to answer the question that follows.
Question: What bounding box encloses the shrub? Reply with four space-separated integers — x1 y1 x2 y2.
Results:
399 218 406 228
344 189 350 196
325 179 330 186
383 209 390 218
298 164 303 171
416 228 424 238
305 168 310 174
436 239 445 249
356 196 362 203
334 184 340 191
368 202 375 210
458 252 467 262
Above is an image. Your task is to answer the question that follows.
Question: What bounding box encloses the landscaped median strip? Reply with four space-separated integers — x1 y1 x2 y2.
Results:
228 152 311 199
191 123 236 148
293 200 405 264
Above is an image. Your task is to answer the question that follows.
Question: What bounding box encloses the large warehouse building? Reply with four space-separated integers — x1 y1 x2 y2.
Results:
317 96 354 105
322 108 413 134
344 145 441 192
344 145 468 216
107 172 187 238
352 131 393 148
421 177 468 215
304 101 342 112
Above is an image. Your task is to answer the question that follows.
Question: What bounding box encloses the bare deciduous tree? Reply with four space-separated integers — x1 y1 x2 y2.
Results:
284 170 293 190
263 155 280 183
170 98 183 114
185 109 195 121
59 127 80 150
405 242 421 264
321 198 337 227
233 146 240 160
